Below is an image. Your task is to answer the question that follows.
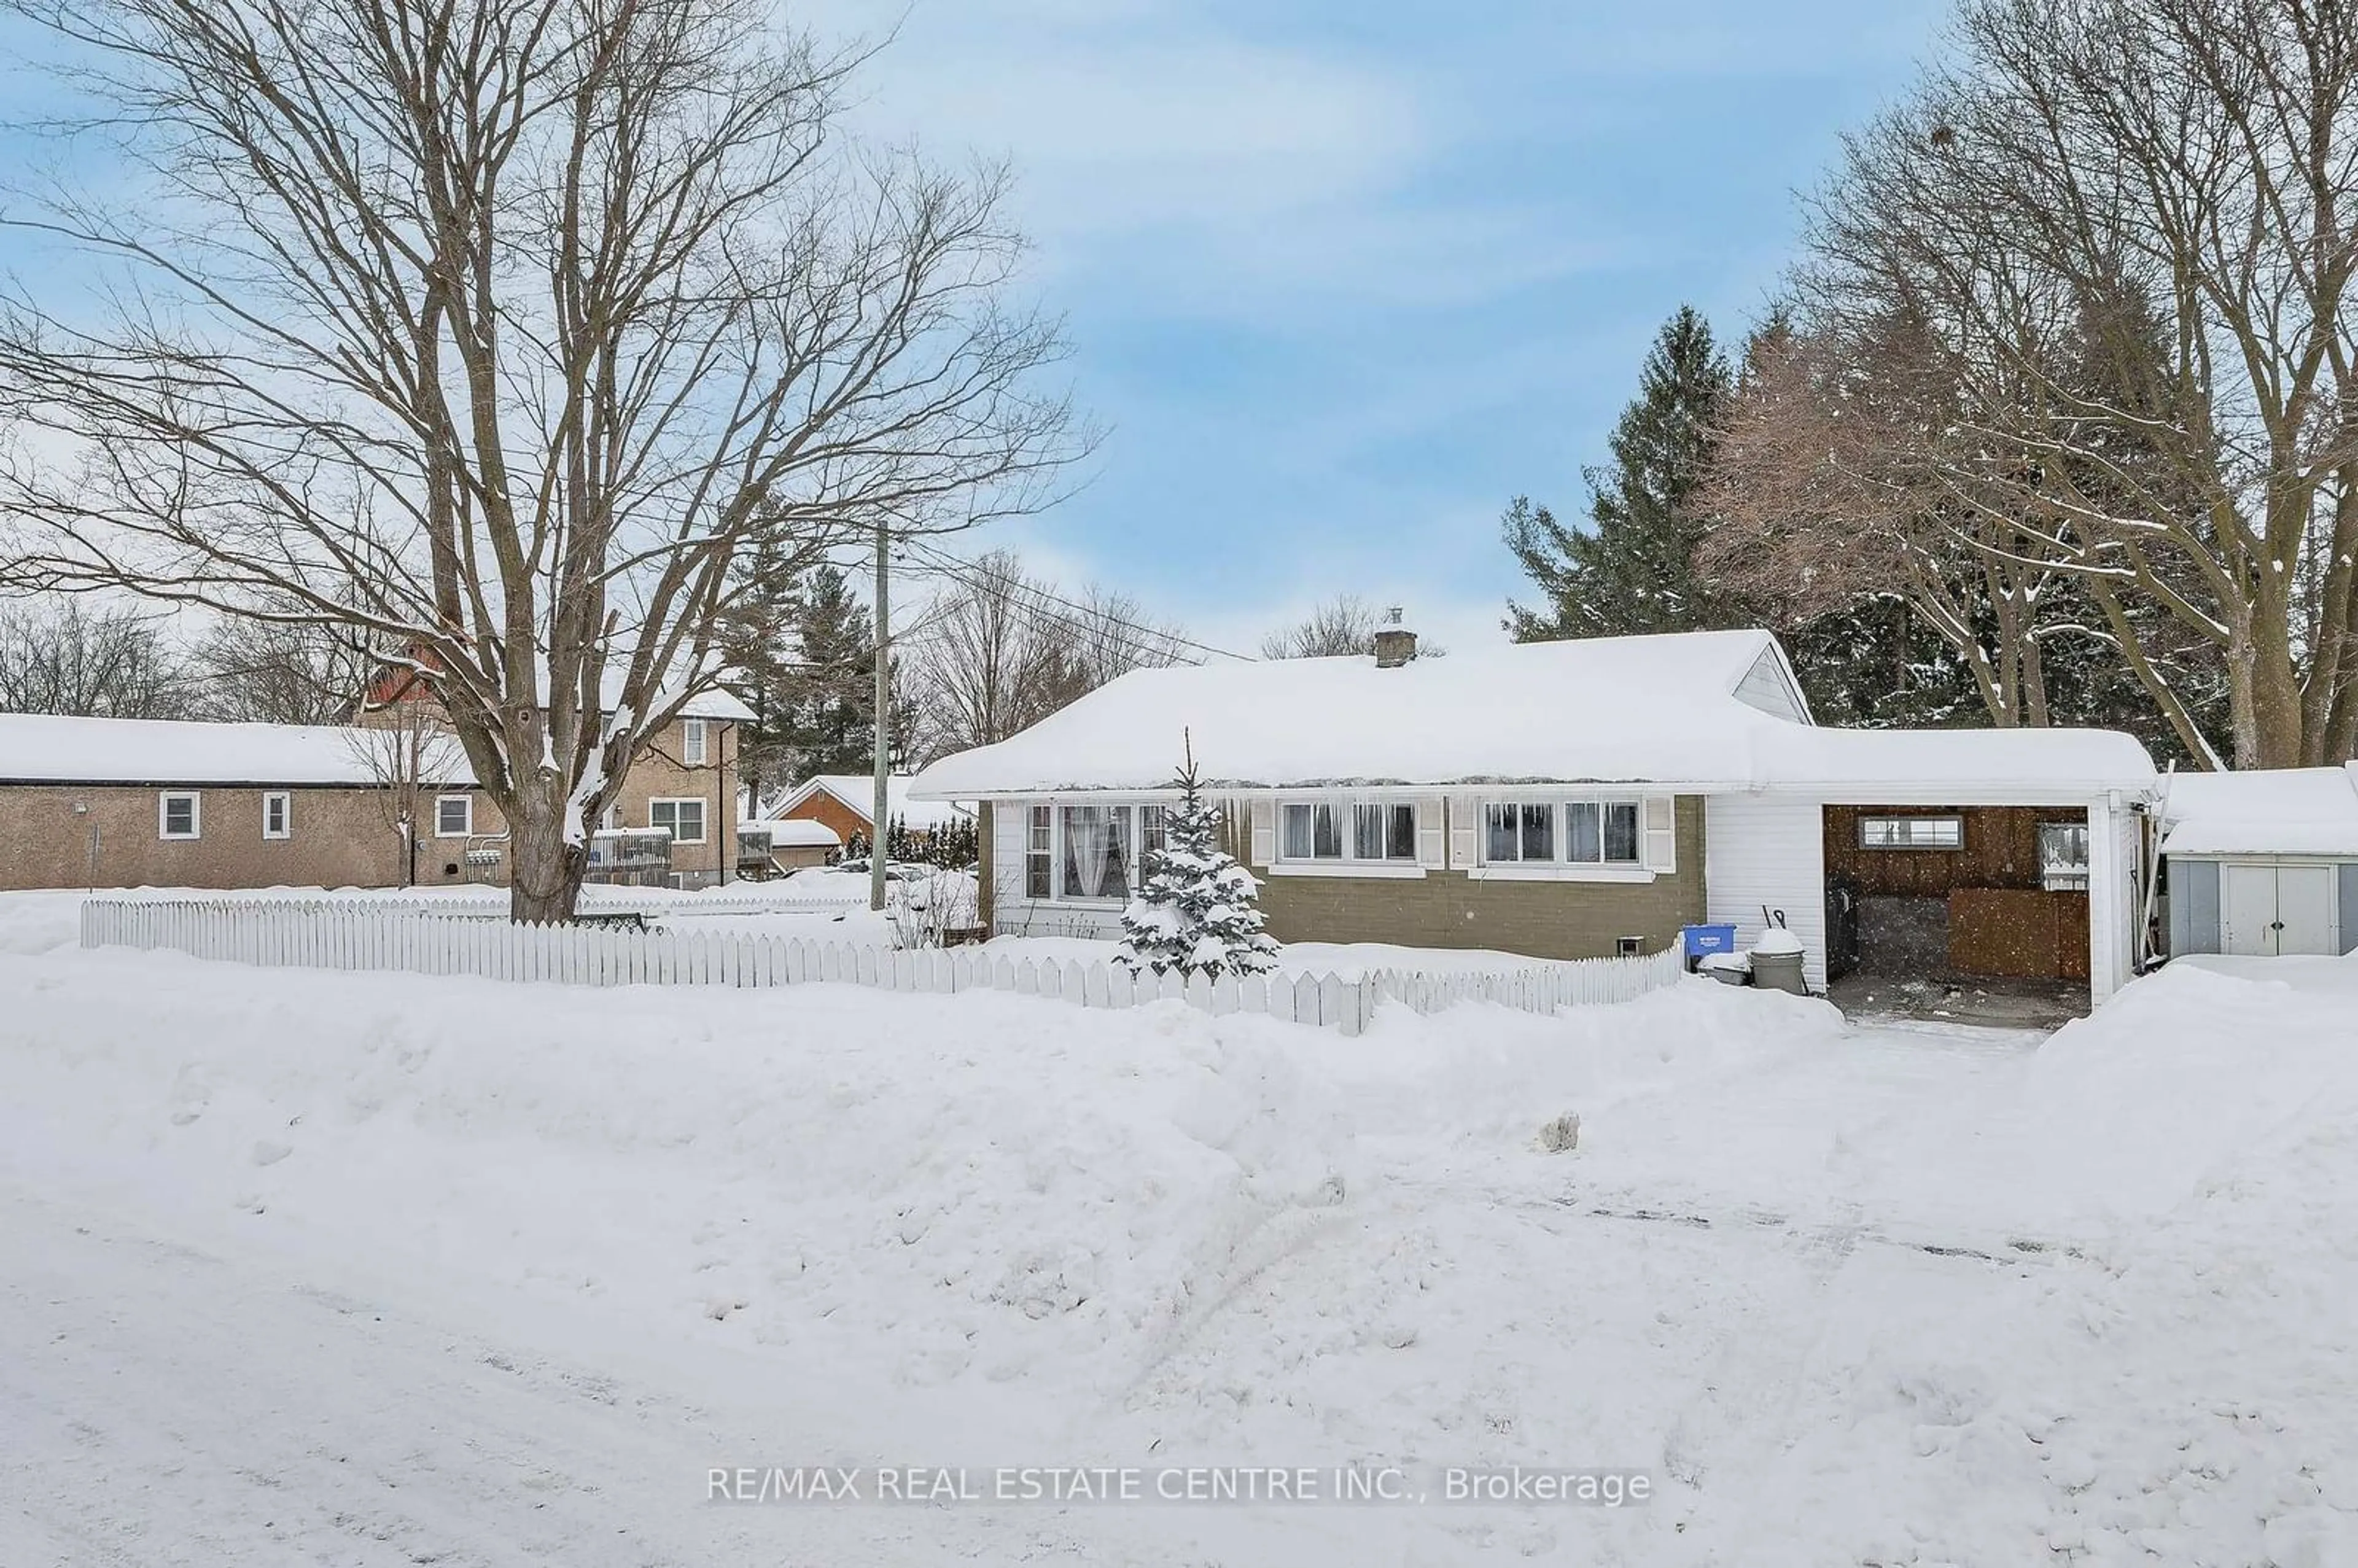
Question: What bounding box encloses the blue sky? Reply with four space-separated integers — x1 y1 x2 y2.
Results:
813 0 1948 653
0 0 1947 656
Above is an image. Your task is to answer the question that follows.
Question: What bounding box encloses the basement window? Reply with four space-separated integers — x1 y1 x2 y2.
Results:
1858 815 1963 850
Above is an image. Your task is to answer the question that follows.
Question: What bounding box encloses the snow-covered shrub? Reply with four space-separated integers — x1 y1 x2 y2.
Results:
1119 739 1279 979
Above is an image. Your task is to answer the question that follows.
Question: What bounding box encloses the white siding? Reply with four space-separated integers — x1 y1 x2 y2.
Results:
987 797 1129 941
1705 793 1828 990
1733 649 1810 724
2087 798 2142 1003
990 799 1027 933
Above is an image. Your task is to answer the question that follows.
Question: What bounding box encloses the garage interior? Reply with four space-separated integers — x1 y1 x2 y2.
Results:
1824 804 2093 1023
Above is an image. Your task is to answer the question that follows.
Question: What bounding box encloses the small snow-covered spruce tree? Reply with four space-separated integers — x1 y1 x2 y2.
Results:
1119 735 1280 979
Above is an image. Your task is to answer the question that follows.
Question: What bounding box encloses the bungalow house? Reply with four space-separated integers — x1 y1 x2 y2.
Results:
0 712 492 891
908 627 2160 1005
764 773 975 856
0 670 750 893
2158 764 2358 958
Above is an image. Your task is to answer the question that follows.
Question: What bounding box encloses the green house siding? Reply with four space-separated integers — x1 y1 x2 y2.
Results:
1251 796 1707 961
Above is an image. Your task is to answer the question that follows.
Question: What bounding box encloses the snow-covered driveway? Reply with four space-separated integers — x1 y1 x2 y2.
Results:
3 909 2354 1566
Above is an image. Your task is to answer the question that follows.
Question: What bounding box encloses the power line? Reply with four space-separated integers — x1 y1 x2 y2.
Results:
897 538 1257 665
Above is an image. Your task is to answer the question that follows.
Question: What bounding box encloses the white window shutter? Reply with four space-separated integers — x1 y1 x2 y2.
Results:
1416 796 1446 867
1644 795 1677 872
1448 797 1479 869
1248 799 1275 866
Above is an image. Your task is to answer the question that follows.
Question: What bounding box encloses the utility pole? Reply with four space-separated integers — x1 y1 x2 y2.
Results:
871 518 890 914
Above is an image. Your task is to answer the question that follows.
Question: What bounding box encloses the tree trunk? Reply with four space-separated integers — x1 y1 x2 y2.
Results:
508 778 588 924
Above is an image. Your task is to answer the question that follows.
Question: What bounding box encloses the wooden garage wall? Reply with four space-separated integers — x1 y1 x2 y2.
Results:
1824 805 2090 980
1823 804 2074 893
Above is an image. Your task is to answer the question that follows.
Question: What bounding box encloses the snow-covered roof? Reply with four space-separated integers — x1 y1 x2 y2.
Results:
594 670 754 724
0 712 479 787
743 817 841 847
908 631 2157 798
2160 765 2358 857
770 774 974 831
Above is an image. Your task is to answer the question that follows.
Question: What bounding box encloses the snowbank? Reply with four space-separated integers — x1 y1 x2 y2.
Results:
5 922 2356 1564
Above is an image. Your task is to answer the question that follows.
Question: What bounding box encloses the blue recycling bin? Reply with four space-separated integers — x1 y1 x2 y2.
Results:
1680 924 1738 969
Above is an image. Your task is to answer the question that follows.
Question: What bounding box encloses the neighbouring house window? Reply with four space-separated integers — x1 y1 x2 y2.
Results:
262 791 292 840
682 718 709 766
1487 800 1641 866
1025 805 1053 898
1059 804 1134 901
435 793 473 838
158 791 200 840
1140 804 1169 861
2039 821 2091 890
651 798 707 845
1859 815 1963 850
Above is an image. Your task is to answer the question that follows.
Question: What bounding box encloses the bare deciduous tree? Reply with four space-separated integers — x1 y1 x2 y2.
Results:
0 597 184 716
902 548 1187 760
1741 0 2358 767
1258 594 1441 660
187 613 376 726
0 0 1082 918
346 702 467 887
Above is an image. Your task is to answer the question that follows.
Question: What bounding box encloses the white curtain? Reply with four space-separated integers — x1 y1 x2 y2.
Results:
1062 805 1124 898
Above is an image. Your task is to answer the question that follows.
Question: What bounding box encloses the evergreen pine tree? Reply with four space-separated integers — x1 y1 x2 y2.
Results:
1506 306 1737 640
714 532 807 813
777 565 883 783
1119 738 1278 979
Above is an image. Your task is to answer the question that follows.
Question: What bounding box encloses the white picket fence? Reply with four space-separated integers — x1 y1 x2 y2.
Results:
78 898 1687 1036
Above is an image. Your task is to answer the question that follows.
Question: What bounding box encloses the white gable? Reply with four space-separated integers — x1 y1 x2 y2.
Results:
1733 646 1811 724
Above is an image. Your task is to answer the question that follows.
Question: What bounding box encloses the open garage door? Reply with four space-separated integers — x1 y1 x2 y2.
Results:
1824 806 2091 985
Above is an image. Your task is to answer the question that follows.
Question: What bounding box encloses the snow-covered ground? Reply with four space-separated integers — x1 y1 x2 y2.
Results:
4 891 2355 1565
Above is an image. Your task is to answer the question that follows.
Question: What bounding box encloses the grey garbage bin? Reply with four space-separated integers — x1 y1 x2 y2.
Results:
1748 930 1807 995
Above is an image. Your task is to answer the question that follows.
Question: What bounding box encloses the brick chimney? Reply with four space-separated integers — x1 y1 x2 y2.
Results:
1372 606 1418 669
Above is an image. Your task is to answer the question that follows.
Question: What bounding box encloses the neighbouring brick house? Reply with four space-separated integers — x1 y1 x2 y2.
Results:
909 627 2164 1006
359 664 752 888
762 774 973 856
0 675 749 891
0 712 486 891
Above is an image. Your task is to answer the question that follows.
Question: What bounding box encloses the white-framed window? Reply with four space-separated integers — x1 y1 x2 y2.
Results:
1859 814 1963 850
1483 799 1641 866
1025 804 1053 898
158 791 200 841
2039 821 2090 890
651 797 707 845
1057 803 1137 901
262 791 292 840
435 793 473 838
682 717 709 766
1280 798 1417 863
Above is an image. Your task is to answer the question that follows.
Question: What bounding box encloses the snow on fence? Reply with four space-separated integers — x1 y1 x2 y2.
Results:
77 899 1687 1036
